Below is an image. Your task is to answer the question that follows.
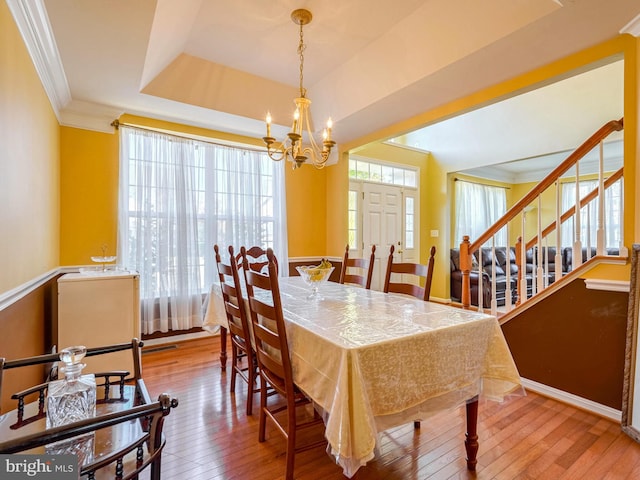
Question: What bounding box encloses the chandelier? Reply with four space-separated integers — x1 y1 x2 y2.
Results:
263 9 335 169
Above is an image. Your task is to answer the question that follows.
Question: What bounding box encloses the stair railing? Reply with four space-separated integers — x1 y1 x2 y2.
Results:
459 118 624 313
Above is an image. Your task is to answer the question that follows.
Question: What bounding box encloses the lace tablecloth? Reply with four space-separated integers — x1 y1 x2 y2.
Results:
203 277 523 477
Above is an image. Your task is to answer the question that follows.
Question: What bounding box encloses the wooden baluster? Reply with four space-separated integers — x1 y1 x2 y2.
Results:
490 239 497 316
531 244 537 297
544 237 549 288
516 235 523 306
555 180 563 278
537 196 544 294
37 389 45 418
597 140 605 255
478 248 484 312
505 224 512 312
460 236 472 310
116 457 124 479
586 202 592 259
620 178 628 256
573 161 583 269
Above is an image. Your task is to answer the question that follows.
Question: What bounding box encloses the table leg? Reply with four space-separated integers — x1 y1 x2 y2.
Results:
220 326 228 370
465 396 479 471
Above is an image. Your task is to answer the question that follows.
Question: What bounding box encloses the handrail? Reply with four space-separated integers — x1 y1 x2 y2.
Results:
468 118 623 253
459 117 624 311
524 166 623 250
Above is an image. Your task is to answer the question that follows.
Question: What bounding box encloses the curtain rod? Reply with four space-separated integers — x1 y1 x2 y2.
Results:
454 177 510 189
111 119 269 154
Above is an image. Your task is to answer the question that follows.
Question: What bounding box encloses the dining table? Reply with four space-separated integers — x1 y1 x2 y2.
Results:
203 276 523 478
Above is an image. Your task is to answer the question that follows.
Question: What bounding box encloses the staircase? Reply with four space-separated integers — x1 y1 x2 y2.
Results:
458 118 626 320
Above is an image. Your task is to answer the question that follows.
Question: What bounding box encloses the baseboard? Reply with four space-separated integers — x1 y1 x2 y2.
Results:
521 377 621 422
142 330 215 347
429 296 451 305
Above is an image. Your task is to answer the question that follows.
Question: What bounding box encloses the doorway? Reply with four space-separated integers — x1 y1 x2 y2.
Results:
348 158 420 291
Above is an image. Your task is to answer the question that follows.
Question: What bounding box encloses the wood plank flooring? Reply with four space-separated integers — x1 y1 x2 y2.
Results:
140 336 640 479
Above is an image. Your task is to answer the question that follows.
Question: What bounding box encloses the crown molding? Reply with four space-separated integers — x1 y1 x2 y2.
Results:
6 0 71 120
620 13 640 37
59 99 125 134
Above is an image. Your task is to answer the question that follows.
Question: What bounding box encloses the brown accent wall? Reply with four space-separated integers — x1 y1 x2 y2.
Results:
0 277 58 412
502 278 628 410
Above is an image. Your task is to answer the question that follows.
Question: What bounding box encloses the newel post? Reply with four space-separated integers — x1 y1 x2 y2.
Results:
515 236 523 306
460 236 471 310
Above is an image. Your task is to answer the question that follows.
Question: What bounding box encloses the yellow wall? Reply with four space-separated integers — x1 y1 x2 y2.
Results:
285 163 327 257
0 1 60 292
325 152 349 258
60 127 119 264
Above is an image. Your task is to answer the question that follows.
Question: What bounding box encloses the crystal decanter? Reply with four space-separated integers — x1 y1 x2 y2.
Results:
46 345 97 464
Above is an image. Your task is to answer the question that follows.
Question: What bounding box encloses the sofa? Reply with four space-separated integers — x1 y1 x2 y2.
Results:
450 247 518 307
450 246 619 306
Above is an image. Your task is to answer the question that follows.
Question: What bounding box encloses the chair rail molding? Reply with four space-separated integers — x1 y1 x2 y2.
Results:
584 279 630 292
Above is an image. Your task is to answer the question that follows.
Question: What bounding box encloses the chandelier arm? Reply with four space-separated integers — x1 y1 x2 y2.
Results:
301 107 325 159
263 139 289 162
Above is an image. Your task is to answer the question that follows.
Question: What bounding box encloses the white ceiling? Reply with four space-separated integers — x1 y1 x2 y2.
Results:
393 59 625 182
7 0 640 172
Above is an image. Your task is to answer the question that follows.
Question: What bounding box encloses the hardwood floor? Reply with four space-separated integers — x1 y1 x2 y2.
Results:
141 336 640 479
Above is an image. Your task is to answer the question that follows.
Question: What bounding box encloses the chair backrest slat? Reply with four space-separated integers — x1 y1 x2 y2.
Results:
236 246 279 275
339 244 376 289
383 245 436 301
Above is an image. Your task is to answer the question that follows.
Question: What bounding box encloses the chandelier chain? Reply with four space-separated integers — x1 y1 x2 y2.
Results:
298 21 306 98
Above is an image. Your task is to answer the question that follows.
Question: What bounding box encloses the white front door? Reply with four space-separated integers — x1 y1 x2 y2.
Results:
361 183 419 290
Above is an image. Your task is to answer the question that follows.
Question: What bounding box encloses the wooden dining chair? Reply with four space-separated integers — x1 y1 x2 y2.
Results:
339 244 376 289
383 244 436 301
236 245 279 275
240 247 325 480
214 244 257 416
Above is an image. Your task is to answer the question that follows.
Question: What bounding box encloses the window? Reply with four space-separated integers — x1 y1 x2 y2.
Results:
349 158 417 187
348 190 358 249
118 126 288 334
561 178 622 249
405 196 415 249
454 180 507 246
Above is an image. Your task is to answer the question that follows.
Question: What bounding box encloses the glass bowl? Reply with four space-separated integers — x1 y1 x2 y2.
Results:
296 265 335 299
90 256 117 263
91 255 117 271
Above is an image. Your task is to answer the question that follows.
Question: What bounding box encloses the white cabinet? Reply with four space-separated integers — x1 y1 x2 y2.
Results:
57 271 140 375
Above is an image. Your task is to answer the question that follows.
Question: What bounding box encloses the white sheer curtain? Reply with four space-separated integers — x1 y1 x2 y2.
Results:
561 179 622 249
118 126 288 334
454 180 507 246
